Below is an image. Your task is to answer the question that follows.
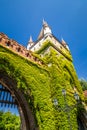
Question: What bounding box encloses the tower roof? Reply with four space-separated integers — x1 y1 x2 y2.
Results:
37 20 52 40
37 28 44 40
27 36 34 50
28 36 33 44
61 38 67 45
42 19 49 28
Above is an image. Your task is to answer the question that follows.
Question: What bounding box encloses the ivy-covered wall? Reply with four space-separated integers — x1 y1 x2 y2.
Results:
0 39 83 130
43 48 83 130
0 45 55 130
35 40 83 130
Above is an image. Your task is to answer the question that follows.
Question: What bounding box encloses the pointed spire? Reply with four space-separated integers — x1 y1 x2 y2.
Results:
61 38 70 50
27 36 34 50
42 19 48 27
37 19 52 40
28 36 33 43
61 38 67 45
42 19 52 35
42 18 45 24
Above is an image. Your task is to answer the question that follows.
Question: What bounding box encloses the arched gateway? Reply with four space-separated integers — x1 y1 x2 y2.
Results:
0 71 36 130
0 21 86 130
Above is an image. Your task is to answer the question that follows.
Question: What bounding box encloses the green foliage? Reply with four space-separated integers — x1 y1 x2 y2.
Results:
79 79 87 104
0 45 55 130
0 111 20 130
35 40 73 61
35 40 51 54
79 79 87 90
0 41 84 130
42 47 83 130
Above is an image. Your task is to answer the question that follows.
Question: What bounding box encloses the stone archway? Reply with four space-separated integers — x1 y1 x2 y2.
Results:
0 71 37 130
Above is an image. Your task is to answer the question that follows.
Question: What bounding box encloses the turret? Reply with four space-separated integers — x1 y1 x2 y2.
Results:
61 38 69 50
27 36 34 50
37 20 52 40
42 19 52 35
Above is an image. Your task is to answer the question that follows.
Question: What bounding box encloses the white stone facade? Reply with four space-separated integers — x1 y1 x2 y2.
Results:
27 20 70 55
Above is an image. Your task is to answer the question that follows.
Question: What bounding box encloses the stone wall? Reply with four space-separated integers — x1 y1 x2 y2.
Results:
0 33 44 65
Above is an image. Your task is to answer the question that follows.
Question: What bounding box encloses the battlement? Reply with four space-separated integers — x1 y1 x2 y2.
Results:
0 33 44 65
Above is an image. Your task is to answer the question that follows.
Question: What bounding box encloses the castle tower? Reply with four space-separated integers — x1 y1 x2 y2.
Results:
0 23 84 130
27 20 70 58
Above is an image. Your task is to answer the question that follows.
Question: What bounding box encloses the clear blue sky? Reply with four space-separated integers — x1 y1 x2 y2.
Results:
0 0 87 79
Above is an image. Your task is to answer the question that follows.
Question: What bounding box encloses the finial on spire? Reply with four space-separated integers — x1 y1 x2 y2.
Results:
42 19 48 27
28 35 33 43
43 18 45 24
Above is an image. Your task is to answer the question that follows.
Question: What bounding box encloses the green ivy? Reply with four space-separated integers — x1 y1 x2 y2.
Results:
0 40 84 130
39 45 83 130
0 45 55 130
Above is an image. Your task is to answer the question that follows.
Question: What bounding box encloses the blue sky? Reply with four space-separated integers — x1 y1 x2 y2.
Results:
0 106 19 115
0 0 87 79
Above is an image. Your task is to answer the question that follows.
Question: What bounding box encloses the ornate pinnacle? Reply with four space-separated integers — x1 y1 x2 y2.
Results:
28 36 33 44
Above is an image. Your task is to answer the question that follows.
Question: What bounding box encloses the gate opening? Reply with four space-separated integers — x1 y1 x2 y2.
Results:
0 84 21 129
0 72 37 130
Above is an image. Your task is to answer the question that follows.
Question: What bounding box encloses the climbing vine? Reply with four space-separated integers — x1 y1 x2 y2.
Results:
0 39 84 130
